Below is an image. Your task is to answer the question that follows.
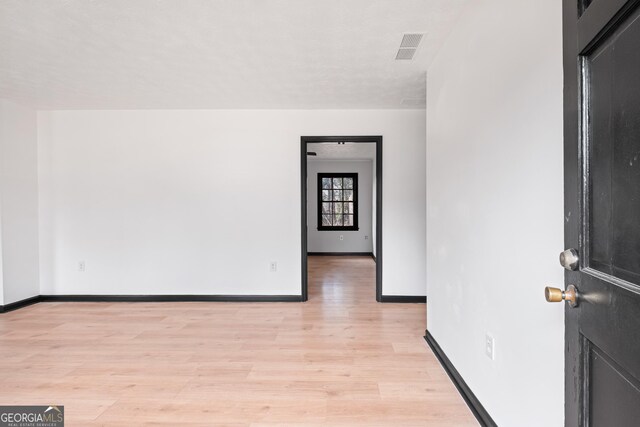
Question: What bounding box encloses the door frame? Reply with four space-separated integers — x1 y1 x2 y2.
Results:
300 135 383 302
562 0 581 420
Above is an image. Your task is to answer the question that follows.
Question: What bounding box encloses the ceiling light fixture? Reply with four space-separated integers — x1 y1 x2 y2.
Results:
401 98 426 107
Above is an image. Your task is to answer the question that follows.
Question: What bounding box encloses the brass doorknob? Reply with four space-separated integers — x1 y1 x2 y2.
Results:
545 285 578 307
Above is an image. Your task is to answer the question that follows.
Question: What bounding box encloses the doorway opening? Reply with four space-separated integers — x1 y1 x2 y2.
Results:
300 136 382 302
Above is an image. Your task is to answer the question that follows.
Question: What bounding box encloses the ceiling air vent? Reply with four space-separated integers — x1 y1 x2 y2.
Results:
400 33 423 48
395 33 424 60
396 49 416 60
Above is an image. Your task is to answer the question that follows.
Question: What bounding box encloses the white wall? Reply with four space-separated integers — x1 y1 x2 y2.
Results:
372 157 377 258
426 1 564 425
38 109 425 297
0 99 40 305
307 159 373 253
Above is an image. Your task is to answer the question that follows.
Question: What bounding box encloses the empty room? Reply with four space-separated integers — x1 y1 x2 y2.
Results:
1 0 639 426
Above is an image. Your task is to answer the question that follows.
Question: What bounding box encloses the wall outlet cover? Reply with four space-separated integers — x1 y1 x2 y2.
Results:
485 334 495 360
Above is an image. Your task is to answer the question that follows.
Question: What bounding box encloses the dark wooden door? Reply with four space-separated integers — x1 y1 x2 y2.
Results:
563 0 640 425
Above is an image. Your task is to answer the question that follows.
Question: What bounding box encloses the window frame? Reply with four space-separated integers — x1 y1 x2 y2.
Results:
316 172 359 231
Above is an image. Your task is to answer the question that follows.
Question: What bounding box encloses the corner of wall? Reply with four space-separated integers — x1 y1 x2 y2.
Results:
0 99 40 305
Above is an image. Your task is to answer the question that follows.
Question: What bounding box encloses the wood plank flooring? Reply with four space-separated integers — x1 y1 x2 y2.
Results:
0 256 477 426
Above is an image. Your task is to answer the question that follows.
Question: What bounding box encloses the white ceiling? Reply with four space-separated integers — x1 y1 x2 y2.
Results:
0 0 467 110
307 142 376 160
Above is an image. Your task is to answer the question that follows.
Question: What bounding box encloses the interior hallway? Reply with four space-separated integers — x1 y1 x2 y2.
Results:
0 256 476 425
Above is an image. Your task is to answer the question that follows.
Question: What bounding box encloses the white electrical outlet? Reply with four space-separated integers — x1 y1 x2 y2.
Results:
485 334 495 360
269 262 277 272
339 235 344 241
78 261 86 272
365 235 369 240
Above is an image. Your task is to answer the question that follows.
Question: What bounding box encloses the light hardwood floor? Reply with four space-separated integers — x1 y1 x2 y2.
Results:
0 256 477 426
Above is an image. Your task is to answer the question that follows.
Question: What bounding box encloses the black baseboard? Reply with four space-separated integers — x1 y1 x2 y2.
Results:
0 295 41 313
39 294 303 303
0 294 303 313
380 295 426 303
424 330 497 427
308 252 374 257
